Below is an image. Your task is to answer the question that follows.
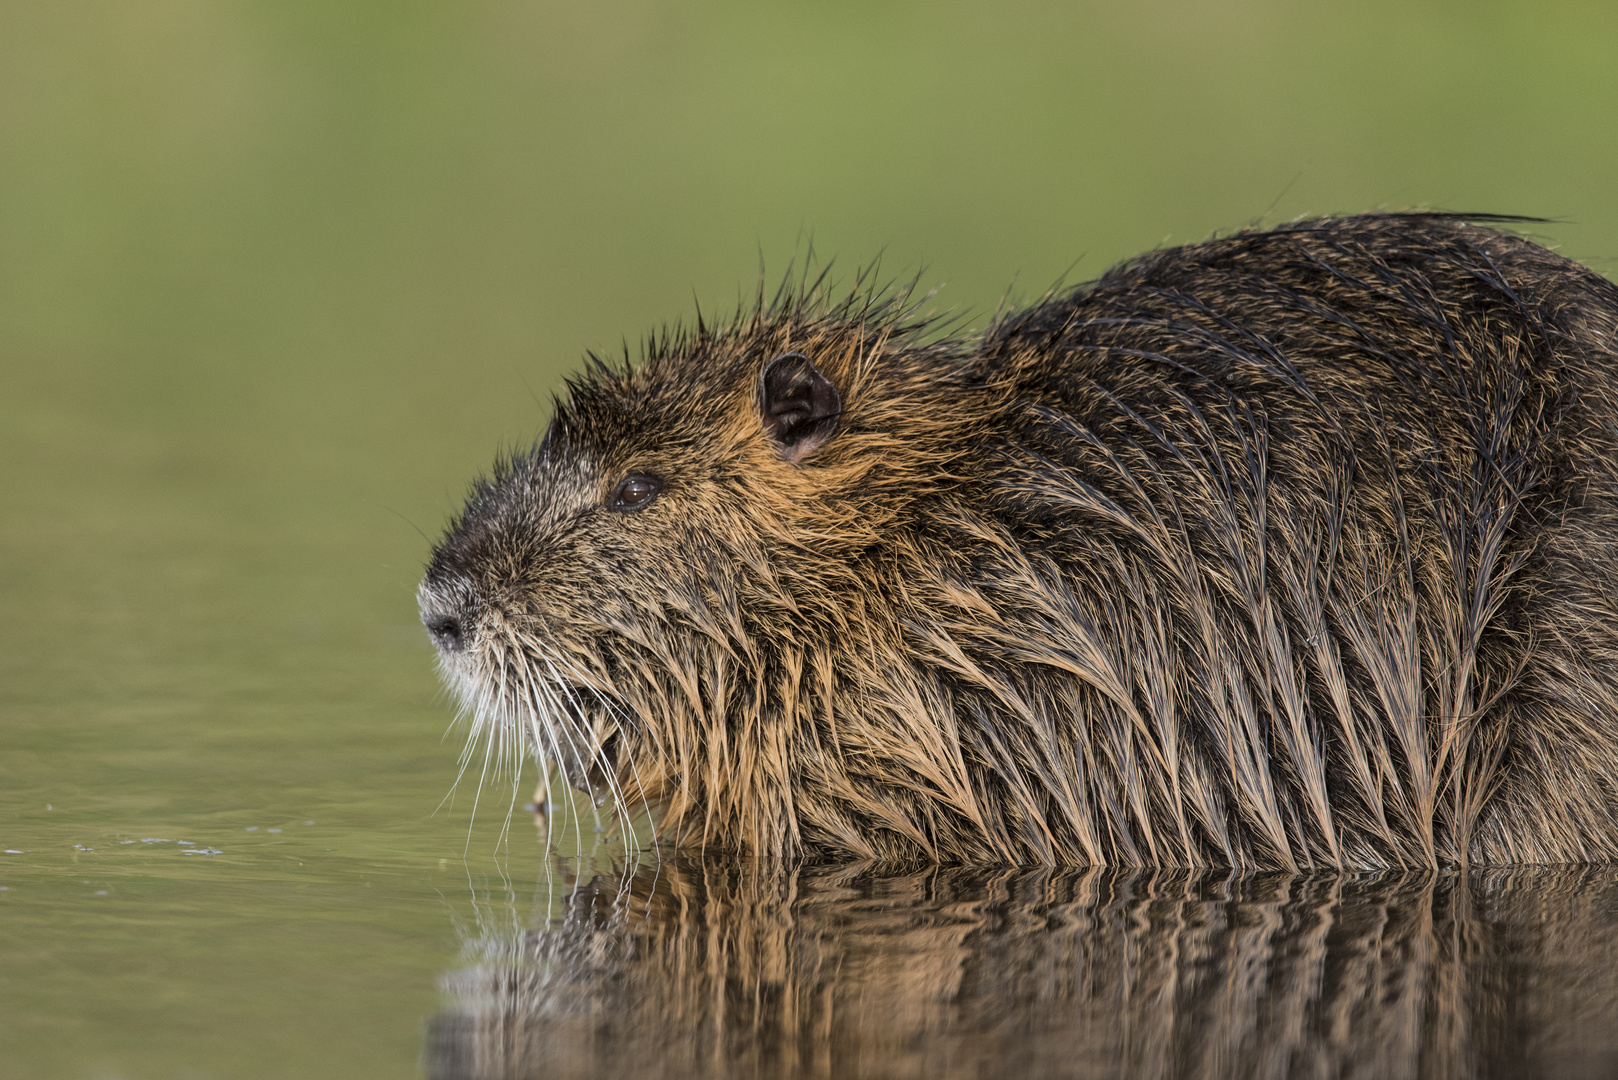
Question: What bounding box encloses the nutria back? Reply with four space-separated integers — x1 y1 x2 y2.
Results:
419 213 1618 869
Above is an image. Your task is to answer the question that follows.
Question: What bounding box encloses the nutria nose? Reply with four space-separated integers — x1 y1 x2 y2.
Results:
423 612 466 653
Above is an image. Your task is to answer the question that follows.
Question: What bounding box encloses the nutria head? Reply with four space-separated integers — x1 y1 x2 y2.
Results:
418 296 966 850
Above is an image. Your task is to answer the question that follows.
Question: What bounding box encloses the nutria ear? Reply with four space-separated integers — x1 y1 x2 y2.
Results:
760 352 842 462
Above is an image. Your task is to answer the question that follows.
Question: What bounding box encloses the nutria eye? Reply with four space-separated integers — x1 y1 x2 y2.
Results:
609 474 661 511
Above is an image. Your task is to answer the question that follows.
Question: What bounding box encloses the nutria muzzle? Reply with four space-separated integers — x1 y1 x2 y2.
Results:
422 612 467 654
421 551 639 818
417 570 481 652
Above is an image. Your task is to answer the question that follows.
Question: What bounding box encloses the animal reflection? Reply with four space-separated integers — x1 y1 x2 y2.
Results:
426 861 1618 1080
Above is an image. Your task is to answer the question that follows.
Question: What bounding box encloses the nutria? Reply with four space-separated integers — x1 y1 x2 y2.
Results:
419 213 1618 869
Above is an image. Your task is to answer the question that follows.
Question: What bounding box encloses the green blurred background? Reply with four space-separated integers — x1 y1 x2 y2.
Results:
1 2 1615 1077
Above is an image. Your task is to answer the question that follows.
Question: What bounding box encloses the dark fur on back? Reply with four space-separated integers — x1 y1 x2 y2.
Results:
420 214 1618 869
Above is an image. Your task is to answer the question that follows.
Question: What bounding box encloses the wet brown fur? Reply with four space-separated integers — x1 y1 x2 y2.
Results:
420 213 1618 869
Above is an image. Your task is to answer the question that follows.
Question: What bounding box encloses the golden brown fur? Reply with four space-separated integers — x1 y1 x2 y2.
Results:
420 213 1618 868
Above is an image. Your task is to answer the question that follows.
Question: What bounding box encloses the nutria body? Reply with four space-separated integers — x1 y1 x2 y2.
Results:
420 214 1618 869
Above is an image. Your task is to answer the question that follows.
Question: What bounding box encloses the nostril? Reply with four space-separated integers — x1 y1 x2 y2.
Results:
424 613 466 652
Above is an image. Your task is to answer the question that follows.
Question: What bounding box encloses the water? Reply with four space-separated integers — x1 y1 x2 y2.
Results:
428 860 1618 1080
4 3 1618 1077
14 819 1618 1080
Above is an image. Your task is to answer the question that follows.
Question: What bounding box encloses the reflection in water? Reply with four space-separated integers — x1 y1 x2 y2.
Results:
425 860 1618 1080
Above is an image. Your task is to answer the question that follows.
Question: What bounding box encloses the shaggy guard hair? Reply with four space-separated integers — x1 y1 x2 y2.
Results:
420 213 1618 869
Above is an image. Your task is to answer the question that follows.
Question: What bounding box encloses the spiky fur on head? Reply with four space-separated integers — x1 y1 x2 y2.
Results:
420 271 971 853
423 214 1618 868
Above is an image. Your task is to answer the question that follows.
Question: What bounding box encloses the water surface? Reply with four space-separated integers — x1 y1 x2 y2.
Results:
423 859 1618 1080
